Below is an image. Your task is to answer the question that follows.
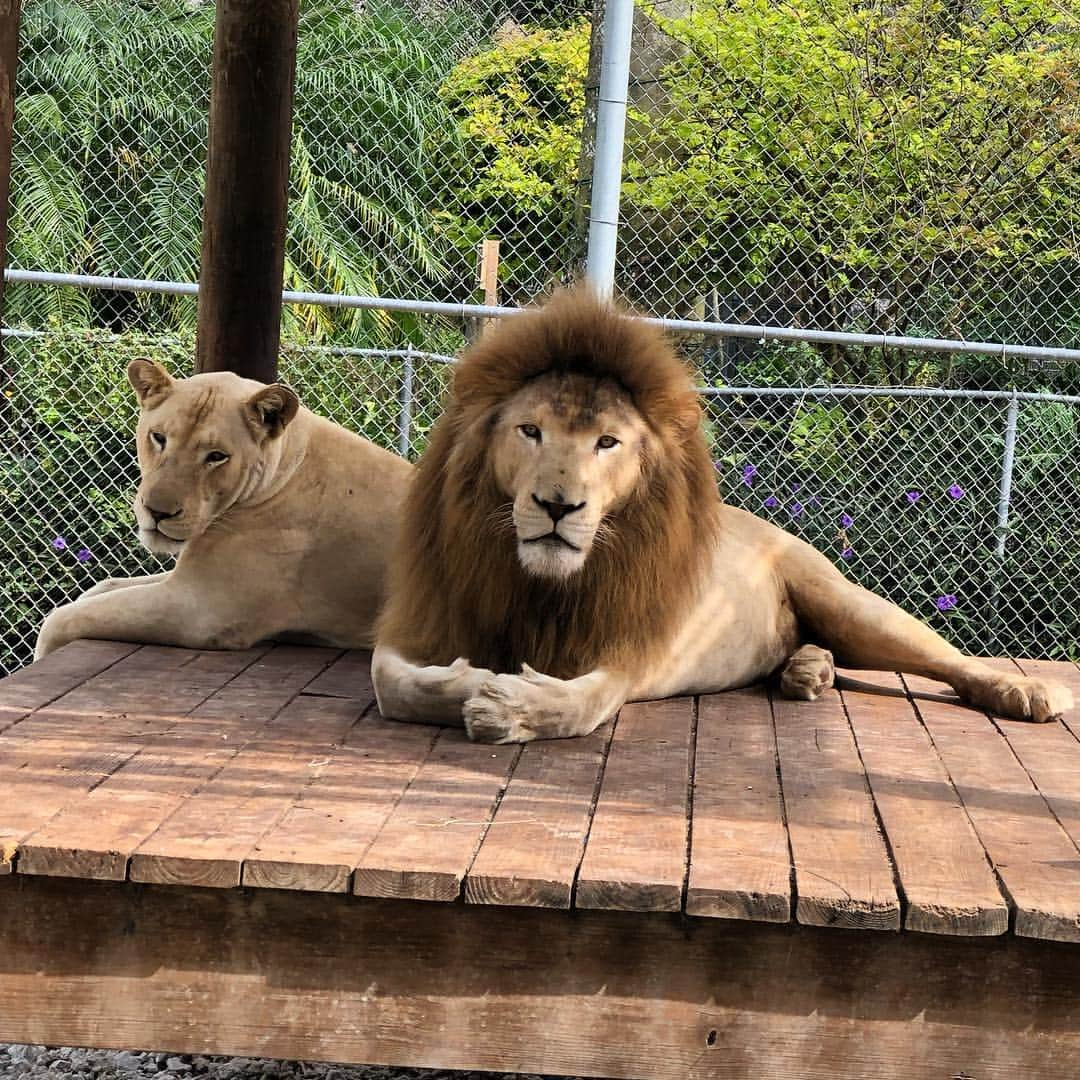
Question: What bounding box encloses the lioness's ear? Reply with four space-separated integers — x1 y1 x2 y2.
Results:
127 359 174 407
246 384 300 438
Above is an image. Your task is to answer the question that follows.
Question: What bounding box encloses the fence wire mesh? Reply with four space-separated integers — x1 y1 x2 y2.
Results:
2 0 1079 672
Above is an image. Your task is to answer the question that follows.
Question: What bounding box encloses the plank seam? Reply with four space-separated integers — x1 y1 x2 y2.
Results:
451 742 523 902
765 688 797 923
679 696 699 914
836 683 910 929
344 707 442 892
234 690 375 888
899 674 1019 934
568 711 619 909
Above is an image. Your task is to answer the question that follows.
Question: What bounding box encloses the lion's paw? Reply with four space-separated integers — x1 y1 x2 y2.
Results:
779 644 835 702
967 674 1073 724
464 678 534 744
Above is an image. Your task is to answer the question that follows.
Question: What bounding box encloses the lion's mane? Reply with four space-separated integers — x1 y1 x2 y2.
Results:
377 289 722 679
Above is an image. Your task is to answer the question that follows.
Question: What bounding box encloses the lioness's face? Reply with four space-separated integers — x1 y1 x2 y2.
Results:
127 360 299 556
490 373 649 580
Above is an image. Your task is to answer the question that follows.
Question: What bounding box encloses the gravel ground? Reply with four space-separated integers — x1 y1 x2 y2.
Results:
0 1048 586 1080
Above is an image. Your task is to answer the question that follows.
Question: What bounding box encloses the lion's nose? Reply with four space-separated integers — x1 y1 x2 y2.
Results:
145 503 181 524
532 494 585 523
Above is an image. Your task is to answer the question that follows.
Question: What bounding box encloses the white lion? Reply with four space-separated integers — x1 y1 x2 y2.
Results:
35 359 412 659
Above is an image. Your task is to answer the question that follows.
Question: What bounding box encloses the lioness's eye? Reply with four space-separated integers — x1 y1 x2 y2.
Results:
151 432 166 449
519 423 541 442
205 450 229 465
596 434 620 450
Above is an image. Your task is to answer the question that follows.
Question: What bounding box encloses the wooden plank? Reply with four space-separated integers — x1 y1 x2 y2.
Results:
905 674 1080 942
685 687 791 922
575 698 693 913
839 672 1008 936
772 689 900 930
130 691 366 889
353 729 519 902
242 716 439 893
0 646 262 874
196 0 299 381
0 640 139 733
15 646 337 881
299 649 373 704
992 659 1080 855
3 875 1080 1080
464 722 610 909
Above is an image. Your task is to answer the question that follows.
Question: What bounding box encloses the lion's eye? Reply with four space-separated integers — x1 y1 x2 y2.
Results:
596 434 620 450
205 450 229 465
519 423 542 442
151 432 166 449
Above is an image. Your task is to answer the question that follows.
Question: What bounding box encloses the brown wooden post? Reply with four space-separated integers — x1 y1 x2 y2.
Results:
0 0 21 387
196 0 299 383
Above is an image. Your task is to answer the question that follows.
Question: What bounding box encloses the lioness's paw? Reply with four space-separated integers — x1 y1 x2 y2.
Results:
463 674 538 744
969 675 1073 724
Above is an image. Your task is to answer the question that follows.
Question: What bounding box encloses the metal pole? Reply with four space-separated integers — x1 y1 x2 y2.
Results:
995 392 1020 558
397 344 414 459
0 0 21 409
584 0 633 299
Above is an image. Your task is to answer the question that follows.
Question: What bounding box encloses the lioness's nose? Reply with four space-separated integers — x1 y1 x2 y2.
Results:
145 503 181 523
532 494 585 523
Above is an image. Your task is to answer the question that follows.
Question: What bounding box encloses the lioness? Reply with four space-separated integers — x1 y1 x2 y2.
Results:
373 290 1073 743
35 359 412 659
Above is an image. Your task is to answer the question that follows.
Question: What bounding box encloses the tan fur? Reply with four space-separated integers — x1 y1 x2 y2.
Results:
373 289 1074 743
36 360 412 659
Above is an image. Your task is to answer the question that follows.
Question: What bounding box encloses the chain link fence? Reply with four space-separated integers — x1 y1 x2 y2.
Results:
2 0 1079 673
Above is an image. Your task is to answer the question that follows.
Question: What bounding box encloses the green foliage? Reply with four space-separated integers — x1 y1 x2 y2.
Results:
438 21 591 300
6 0 475 343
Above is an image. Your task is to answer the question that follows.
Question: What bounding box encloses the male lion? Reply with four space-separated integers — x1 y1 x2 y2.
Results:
35 359 412 659
372 290 1072 743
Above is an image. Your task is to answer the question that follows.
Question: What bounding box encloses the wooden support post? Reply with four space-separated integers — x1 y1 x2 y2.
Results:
196 0 300 383
0 0 20 387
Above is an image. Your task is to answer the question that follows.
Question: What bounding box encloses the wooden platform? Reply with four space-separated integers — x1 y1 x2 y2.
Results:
1 641 1079 1078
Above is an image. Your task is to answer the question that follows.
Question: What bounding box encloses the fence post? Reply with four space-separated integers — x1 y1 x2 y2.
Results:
196 0 300 383
584 0 633 300
0 0 20 393
397 345 414 459
995 392 1020 559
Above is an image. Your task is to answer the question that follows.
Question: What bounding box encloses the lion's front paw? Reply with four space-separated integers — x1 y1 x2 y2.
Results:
463 673 539 744
968 674 1073 724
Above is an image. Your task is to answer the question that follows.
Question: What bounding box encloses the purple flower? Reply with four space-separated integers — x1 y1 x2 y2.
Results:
946 483 965 500
840 513 854 529
841 546 854 560
789 501 804 519
763 495 779 509
791 482 802 492
808 494 821 506
77 547 93 563
51 536 67 551
905 490 921 504
740 463 758 486
934 594 958 612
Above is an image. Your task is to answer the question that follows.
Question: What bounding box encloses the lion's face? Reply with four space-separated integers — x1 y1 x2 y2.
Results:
489 372 650 580
127 360 299 556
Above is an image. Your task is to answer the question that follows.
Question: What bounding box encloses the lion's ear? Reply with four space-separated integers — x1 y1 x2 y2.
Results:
670 392 703 442
127 359 174 407
245 384 300 438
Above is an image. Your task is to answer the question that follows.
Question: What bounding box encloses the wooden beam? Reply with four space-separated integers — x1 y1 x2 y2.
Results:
0 0 20 386
1 875 1079 1079
196 0 299 383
